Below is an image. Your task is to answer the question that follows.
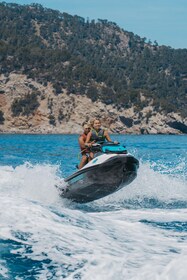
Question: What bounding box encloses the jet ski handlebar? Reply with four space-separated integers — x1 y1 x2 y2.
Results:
92 141 119 146
89 142 121 153
90 143 102 152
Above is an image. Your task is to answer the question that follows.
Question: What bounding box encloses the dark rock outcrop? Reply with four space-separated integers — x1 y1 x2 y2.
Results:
119 116 133 128
167 121 187 134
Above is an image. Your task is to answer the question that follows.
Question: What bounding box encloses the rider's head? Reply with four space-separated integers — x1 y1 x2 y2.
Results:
93 119 101 131
82 122 91 135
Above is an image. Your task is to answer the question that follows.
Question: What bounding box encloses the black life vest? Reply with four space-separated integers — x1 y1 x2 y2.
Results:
90 129 106 143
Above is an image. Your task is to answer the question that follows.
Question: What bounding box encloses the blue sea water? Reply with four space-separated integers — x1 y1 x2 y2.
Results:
0 134 187 280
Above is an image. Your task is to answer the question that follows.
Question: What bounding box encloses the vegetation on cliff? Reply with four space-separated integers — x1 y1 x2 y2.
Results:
0 2 187 118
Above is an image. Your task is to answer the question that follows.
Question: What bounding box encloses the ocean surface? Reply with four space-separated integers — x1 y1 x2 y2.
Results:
0 134 187 280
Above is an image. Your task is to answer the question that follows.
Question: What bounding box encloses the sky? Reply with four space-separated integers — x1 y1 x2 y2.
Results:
2 0 187 49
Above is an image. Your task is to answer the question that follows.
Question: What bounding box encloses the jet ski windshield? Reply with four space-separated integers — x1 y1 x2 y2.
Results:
91 142 127 154
101 143 127 154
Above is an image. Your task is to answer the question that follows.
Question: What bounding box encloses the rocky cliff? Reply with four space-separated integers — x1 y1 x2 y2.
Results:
0 73 186 134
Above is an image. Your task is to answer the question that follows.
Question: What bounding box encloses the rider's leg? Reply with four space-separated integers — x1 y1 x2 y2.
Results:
78 154 88 169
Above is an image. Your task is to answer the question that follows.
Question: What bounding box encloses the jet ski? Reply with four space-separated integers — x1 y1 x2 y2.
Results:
61 142 139 203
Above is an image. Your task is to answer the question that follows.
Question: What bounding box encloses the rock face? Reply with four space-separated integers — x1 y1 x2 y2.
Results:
0 73 186 134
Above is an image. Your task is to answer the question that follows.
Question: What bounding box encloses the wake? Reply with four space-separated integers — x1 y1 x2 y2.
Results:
88 161 187 210
0 160 186 210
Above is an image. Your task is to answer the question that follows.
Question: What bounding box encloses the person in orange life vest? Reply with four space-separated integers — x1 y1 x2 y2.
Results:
78 122 91 169
85 118 113 160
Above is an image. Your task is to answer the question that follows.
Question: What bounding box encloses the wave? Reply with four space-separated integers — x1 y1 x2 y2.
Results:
0 162 187 279
78 160 187 211
0 163 63 205
0 159 186 214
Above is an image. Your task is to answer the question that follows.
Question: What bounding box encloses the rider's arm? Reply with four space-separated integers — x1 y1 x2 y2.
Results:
104 130 112 142
104 130 118 144
85 132 95 147
79 136 86 149
85 132 91 144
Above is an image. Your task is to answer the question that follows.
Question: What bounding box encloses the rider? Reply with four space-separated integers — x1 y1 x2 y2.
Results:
78 122 91 169
85 118 113 160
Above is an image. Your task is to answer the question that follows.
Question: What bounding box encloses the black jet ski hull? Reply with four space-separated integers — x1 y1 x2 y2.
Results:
61 155 139 203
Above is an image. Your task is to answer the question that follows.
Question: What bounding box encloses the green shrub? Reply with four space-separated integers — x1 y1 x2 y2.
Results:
0 110 5 124
11 93 39 116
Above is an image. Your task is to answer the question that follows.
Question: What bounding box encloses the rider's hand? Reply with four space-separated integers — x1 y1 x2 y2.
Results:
85 143 92 148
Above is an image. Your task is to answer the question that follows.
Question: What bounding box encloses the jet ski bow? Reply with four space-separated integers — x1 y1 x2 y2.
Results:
61 142 139 203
